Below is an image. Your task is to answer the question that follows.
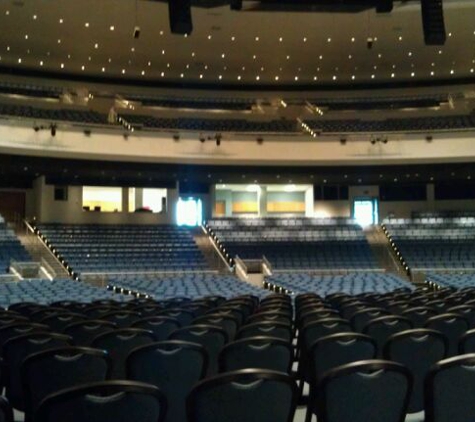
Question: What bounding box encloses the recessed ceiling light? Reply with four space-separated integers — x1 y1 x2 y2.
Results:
411 72 415 77
231 36 235 41
398 36 403 41
5 10 9 15
141 70 145 75
275 76 279 81
121 69 125 74
303 37 307 42
327 37 331 42
294 76 298 81
160 30 164 35
148 61 151 66
109 25 115 31
348 55 352 59
391 73 395 78
18 58 22 63
57 39 61 44
39 61 43 66
219 75 222 80
255 36 259 41
59 18 63 24
61 63 65 68
32 15 37 20
378 53 382 58
94 43 99 49
438 50 442 54
430 71 435 76
279 37 283 42
85 22 89 27
256 75 260 80
6 46 10 51
450 69 454 74
286 55 290 60
81 65 85 70
448 32 452 37
191 52 195 57
25 34 28 39
253 55 257 59
237 75 241 80
313 76 318 80
371 74 375 79
101 67 105 72
351 37 355 42
180 73 184 78
351 75 355 80
319 55 323 60
332 75 337 80
408 52 412 56
471 68 474 73
221 53 225 58
207 35 212 40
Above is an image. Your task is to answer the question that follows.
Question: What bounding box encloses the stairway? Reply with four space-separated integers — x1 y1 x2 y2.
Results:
364 225 410 279
18 231 70 279
193 227 232 273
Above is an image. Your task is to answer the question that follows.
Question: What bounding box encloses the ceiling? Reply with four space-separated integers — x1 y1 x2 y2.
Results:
0 0 475 89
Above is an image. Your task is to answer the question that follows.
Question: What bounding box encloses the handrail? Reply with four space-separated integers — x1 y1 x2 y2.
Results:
201 224 233 272
234 255 248 275
40 257 57 279
23 219 72 279
262 255 273 274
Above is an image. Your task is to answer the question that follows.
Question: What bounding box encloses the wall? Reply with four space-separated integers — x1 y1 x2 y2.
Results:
314 200 351 218
2 120 475 167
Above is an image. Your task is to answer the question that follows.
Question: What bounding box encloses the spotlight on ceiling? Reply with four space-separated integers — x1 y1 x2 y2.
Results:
370 138 377 145
340 137 347 145
33 126 40 132
426 135 433 142
257 137 264 145
133 26 141 39
173 134 180 141
83 129 91 137
199 134 206 143
215 133 222 146
50 124 57 137
366 37 374 49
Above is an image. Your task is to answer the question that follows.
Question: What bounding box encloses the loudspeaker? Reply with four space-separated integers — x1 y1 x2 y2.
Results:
230 0 243 10
421 0 446 45
168 0 192 35
376 0 393 13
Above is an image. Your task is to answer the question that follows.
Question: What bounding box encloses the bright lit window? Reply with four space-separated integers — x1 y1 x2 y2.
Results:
83 186 122 212
353 198 379 227
177 197 203 226
128 188 167 213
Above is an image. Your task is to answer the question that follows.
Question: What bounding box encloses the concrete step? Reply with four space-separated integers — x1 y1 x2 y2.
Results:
364 225 410 280
18 233 70 279
193 228 232 273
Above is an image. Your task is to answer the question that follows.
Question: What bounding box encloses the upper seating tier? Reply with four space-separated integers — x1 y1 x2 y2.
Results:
37 224 209 274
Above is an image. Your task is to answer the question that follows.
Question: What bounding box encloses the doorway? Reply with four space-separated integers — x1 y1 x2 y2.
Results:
353 198 379 227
